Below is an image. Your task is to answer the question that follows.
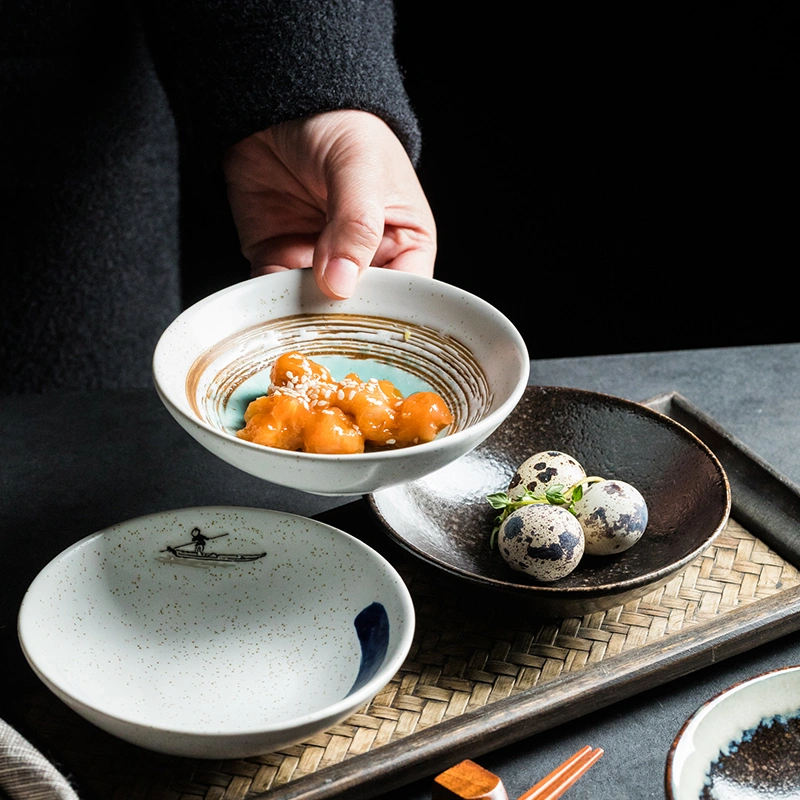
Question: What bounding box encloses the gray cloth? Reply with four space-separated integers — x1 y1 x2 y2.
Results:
0 720 78 800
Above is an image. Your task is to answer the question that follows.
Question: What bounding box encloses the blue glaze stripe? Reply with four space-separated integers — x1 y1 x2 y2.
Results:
348 602 390 695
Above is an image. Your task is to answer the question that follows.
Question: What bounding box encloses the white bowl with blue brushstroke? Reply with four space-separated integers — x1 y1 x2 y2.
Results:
666 664 800 798
152 268 530 496
18 506 415 759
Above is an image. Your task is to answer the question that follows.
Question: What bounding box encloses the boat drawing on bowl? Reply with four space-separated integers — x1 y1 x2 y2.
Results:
162 528 266 563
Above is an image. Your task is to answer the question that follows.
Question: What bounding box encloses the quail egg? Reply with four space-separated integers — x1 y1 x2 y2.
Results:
497 504 585 582
572 479 648 555
507 450 587 500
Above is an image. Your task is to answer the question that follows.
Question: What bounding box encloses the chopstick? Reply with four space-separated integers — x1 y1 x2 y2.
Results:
517 745 604 800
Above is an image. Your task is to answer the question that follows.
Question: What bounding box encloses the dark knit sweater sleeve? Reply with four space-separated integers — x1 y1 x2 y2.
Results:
138 0 421 163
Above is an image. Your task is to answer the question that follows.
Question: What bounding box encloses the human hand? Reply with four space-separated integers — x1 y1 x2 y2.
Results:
222 110 437 300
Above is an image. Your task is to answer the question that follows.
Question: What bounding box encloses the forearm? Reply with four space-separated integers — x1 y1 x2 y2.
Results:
139 0 421 162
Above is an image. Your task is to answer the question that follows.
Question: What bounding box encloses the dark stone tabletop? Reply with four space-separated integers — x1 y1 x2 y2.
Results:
2 342 799 799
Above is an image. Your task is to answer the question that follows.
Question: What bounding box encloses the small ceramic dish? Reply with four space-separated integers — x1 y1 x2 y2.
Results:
666 665 800 799
152 269 529 496
369 385 731 617
17 507 415 759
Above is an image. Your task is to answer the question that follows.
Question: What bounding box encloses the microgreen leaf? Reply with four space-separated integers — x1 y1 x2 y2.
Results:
487 470 609 548
544 484 568 505
486 491 515 510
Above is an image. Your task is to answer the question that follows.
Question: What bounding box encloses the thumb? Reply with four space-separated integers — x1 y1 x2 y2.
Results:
312 154 385 300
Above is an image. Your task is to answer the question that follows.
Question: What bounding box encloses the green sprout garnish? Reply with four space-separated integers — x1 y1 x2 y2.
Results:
487 477 603 548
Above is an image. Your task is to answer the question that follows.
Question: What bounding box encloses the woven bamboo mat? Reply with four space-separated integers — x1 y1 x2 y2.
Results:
21 516 800 800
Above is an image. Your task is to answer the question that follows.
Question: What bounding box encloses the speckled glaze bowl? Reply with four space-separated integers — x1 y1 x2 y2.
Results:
665 666 800 800
17 507 415 758
666 665 800 799
369 385 731 617
152 269 529 496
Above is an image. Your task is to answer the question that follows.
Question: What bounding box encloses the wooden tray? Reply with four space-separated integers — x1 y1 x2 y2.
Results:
20 392 800 800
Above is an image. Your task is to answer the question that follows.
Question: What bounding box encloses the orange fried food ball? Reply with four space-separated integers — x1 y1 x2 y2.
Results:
378 379 404 406
335 375 399 446
236 352 454 454
303 407 365 454
242 395 274 424
393 391 454 446
236 394 309 451
271 351 333 389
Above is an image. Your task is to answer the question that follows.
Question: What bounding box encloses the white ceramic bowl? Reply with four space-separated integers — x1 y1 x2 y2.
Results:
666 665 800 799
18 507 415 759
152 269 530 496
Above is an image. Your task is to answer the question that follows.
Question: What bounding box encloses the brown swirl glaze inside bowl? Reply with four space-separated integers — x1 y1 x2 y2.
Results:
185 313 491 438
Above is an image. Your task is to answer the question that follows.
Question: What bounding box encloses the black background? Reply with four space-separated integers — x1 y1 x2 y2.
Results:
392 4 797 357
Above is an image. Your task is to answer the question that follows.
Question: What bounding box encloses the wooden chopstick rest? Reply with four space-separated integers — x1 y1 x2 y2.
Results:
432 759 510 800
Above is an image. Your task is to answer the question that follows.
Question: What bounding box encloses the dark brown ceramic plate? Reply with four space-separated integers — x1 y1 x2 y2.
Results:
368 385 731 617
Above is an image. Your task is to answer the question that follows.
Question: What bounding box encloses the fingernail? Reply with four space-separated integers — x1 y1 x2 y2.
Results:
324 258 360 298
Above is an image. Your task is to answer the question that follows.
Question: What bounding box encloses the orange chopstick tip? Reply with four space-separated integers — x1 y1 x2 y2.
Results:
518 746 604 800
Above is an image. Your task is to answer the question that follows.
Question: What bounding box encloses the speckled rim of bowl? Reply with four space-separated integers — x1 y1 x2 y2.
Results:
152 269 530 465
17 506 417 741
665 664 800 799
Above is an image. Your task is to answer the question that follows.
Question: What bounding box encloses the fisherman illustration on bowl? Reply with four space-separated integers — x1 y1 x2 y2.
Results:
191 528 208 554
163 528 266 563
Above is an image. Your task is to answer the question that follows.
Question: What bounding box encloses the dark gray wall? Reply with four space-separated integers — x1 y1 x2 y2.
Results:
394 4 797 357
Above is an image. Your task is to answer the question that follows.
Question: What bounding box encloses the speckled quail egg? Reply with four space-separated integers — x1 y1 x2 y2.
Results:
497 504 585 582
572 479 648 555
507 451 587 500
